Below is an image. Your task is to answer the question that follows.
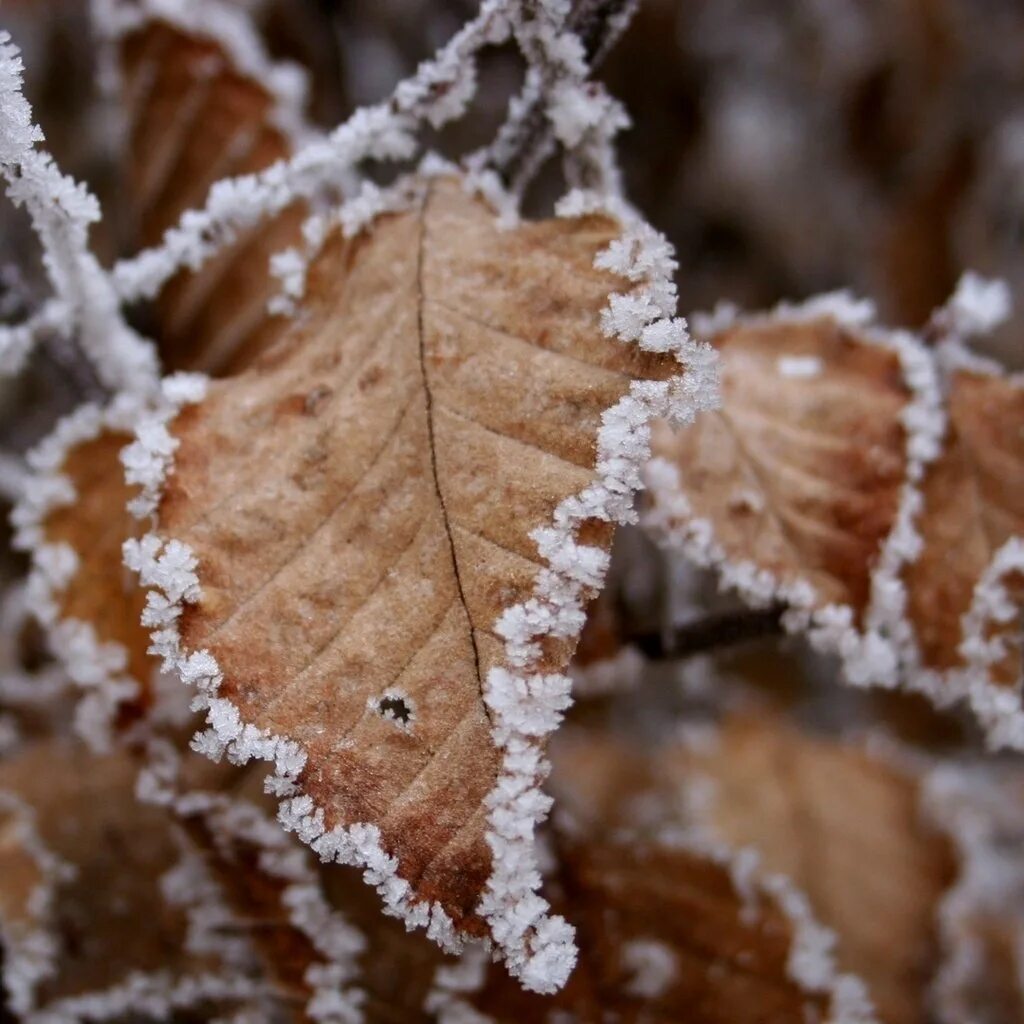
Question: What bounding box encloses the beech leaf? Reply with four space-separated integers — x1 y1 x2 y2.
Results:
549 706 963 1024
10 400 164 751
648 313 908 612
184 762 868 1024
924 766 1024 1024
120 18 305 375
0 742 257 1020
684 714 956 1024
42 431 153 707
905 367 1024 687
124 176 695 988
645 304 1024 745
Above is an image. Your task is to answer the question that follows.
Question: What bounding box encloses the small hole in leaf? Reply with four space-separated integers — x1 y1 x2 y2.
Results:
370 691 415 730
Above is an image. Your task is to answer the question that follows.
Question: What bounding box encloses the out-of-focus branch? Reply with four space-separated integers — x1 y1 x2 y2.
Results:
480 0 638 192
629 605 785 661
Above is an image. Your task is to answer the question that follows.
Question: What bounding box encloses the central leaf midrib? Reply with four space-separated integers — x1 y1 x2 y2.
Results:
415 185 487 713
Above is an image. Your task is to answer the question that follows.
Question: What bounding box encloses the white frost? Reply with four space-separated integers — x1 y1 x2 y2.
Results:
0 30 158 392
776 354 822 379
621 938 677 998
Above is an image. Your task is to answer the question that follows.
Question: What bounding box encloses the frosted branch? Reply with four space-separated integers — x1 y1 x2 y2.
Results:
0 32 158 393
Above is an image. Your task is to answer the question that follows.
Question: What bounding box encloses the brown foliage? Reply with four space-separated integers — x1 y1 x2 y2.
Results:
121 20 303 375
155 176 675 931
649 314 1024 691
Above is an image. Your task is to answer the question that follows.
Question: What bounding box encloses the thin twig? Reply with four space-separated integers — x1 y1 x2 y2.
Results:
629 605 785 661
480 0 638 190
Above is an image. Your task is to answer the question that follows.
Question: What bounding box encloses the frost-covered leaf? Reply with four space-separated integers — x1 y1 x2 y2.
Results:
11 400 165 750
41 433 153 704
152 758 365 1024
325 820 864 1023
924 766 1024 1024
338 821 874 1023
510 837 843 1024
686 715 954 1024
118 17 306 375
166 687 902 1023
0 741 259 1020
192 824 321 1017
125 176 699 989
548 704 960 1024
0 791 64 1016
645 304 1024 746
159 754 442 1023
905 368 1024 686
648 313 908 613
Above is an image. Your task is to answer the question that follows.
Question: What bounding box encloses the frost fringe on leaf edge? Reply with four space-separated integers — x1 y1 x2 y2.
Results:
139 741 368 1023
9 397 164 752
119 181 717 993
643 288 1024 750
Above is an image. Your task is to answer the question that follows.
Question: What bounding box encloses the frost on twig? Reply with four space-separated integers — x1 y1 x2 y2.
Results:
0 31 157 392
471 0 637 196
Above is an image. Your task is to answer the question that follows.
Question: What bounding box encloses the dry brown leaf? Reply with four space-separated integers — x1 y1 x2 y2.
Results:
0 804 47 931
918 765 1024 1024
172 771 839 1024
645 309 1024 739
128 712 912 1024
9 400 167 750
9 393 186 754
189 819 317 1018
450 836 838 1024
120 19 304 375
167 761 444 1024
905 368 1024 683
130 175 683 976
687 715 955 1024
41 430 155 718
649 314 908 615
325 821 846 1024
0 742 256 1018
329 819 864 1023
0 792 56 1015
548 707 956 1024
162 759 356 1023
